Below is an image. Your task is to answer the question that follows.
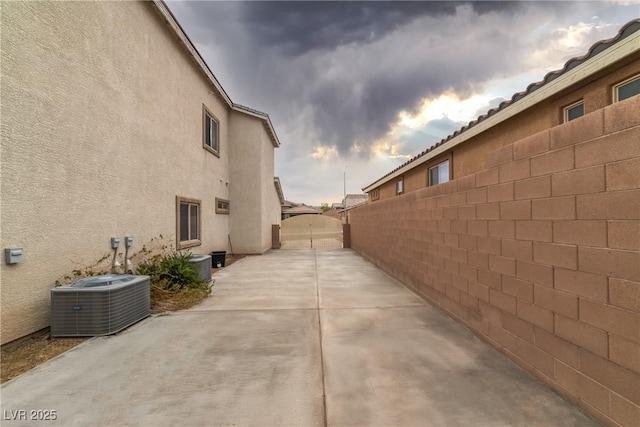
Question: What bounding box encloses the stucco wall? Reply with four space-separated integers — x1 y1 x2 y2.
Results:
261 130 282 251
229 112 279 254
1 1 234 343
350 95 640 427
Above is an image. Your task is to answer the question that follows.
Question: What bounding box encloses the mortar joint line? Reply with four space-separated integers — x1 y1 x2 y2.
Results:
314 250 329 427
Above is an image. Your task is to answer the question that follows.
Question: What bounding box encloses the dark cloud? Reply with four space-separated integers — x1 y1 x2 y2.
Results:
165 1 634 204
238 2 460 56
178 1 526 57
167 0 627 166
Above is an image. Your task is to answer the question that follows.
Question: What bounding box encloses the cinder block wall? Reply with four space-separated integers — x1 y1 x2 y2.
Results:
350 95 639 427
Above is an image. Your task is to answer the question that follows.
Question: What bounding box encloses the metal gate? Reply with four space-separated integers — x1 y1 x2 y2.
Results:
280 215 343 249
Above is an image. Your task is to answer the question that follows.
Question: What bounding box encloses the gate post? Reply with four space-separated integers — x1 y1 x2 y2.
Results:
342 223 351 248
272 224 281 249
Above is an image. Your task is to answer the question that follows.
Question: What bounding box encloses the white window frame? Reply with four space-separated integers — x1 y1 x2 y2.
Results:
176 196 201 249
563 100 585 123
203 105 220 156
396 179 404 196
428 160 451 186
613 74 640 103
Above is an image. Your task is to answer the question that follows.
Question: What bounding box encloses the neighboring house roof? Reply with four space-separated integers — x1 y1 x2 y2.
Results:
343 194 369 208
274 177 286 206
363 18 640 192
283 205 323 215
331 202 345 209
152 1 280 148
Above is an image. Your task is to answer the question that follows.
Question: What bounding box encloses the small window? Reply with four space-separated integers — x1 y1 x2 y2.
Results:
370 188 380 201
177 196 201 249
614 74 640 102
203 106 220 156
396 179 404 196
216 198 230 214
563 100 584 122
429 160 450 186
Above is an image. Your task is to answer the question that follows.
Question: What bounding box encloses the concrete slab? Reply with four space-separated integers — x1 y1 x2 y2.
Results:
1 310 323 427
316 250 425 309
199 250 318 310
321 306 594 426
1 249 599 427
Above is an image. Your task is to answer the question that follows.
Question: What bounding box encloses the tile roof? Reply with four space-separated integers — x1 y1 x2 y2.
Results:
364 18 640 191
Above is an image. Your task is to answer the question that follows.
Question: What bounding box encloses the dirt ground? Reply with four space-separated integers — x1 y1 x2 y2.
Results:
1 254 245 384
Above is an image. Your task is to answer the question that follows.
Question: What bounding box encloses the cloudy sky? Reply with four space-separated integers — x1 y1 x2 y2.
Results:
167 1 638 206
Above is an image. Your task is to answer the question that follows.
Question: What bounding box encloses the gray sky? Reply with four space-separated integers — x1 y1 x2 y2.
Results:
167 1 638 205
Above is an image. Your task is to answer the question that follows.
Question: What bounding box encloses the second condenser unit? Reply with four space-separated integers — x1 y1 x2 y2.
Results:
189 254 212 282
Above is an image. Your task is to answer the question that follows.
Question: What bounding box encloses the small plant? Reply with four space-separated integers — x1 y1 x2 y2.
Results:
53 255 111 287
134 244 211 311
136 251 206 291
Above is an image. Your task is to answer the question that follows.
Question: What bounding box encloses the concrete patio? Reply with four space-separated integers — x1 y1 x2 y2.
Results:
1 249 599 426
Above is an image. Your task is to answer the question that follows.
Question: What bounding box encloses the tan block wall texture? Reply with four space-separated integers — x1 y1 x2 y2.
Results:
351 95 640 427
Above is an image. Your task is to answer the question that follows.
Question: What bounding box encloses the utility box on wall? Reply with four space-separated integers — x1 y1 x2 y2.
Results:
5 247 23 264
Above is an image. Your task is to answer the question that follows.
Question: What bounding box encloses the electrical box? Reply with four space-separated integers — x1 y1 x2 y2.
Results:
5 247 23 264
125 236 134 247
111 238 120 249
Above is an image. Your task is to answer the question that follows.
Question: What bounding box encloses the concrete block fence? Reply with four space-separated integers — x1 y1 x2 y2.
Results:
350 95 639 427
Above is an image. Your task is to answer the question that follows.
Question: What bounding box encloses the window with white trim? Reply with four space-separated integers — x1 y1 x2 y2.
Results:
203 106 219 156
396 179 403 196
614 74 640 102
177 196 201 249
563 100 584 122
429 160 450 186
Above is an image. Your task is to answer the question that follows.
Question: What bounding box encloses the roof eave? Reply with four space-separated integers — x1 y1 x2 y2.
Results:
274 177 286 205
232 105 281 147
151 1 233 107
152 1 281 148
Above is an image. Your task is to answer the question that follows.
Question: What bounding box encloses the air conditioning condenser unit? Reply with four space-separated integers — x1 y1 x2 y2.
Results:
51 274 150 337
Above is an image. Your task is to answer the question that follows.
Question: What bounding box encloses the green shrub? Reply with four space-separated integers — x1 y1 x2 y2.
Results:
136 251 206 291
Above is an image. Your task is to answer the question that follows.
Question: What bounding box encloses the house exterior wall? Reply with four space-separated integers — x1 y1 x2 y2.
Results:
0 1 272 344
350 95 640 427
229 112 280 254
261 132 282 250
371 54 640 202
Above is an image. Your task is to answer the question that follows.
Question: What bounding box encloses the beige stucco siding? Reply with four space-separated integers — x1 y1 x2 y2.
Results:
228 112 262 254
261 128 281 251
228 113 280 254
1 1 232 343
